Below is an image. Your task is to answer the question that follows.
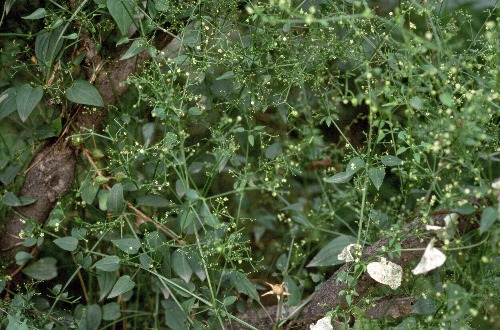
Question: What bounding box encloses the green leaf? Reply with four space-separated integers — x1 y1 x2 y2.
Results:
53 237 78 251
107 183 125 212
107 0 134 35
81 179 100 204
223 296 237 306
15 251 33 266
22 8 46 19
95 256 120 272
368 167 385 190
480 207 498 234
155 0 170 11
97 270 116 301
345 157 365 176
264 142 282 159
85 304 102 330
161 300 189 330
3 191 21 206
172 249 193 283
216 71 235 80
112 238 141 254
137 195 169 207
439 92 453 107
185 189 199 202
35 27 64 71
409 96 423 110
324 171 352 184
107 275 135 299
0 163 22 185
0 88 18 121
248 134 254 146
23 257 58 280
306 235 357 267
66 80 104 107
230 271 260 301
381 155 403 166
120 39 147 60
102 302 121 321
16 84 43 122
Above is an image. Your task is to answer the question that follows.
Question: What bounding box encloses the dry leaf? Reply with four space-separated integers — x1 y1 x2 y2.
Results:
367 257 402 290
338 243 362 262
412 238 446 275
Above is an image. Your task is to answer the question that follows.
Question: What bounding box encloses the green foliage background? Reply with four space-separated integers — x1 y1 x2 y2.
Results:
0 0 499 329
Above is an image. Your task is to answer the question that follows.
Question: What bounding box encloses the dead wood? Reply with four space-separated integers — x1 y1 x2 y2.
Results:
226 200 484 330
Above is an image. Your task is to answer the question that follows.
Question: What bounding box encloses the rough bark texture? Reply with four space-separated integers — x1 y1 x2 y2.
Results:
0 141 76 255
227 202 484 330
0 31 175 262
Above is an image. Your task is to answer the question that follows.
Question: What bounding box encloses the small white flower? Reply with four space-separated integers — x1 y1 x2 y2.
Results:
367 257 402 289
412 238 446 275
338 244 362 262
310 316 333 330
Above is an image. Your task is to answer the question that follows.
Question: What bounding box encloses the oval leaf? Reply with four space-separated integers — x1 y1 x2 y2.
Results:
172 249 193 283
112 238 141 254
0 88 18 121
107 0 134 35
120 39 147 60
368 167 385 190
324 171 352 184
15 251 33 266
53 237 79 251
107 183 125 212
16 84 43 122
346 157 365 176
107 275 135 299
480 207 498 234
381 155 403 166
22 8 46 19
23 257 58 280
66 80 104 107
95 256 120 272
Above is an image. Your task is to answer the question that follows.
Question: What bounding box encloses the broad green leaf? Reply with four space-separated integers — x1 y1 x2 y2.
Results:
439 93 453 107
108 275 135 299
368 167 385 190
381 155 403 166
248 134 254 146
107 183 125 212
22 8 46 19
15 251 33 266
306 235 357 267
264 142 282 159
172 249 193 283
85 304 102 330
23 257 58 280
16 84 43 122
161 300 189 330
137 195 169 207
97 270 116 301
95 256 120 272
409 96 423 110
112 238 141 254
0 88 17 121
168 278 195 298
346 157 365 176
230 271 260 301
81 179 100 204
0 163 22 185
120 39 147 60
53 237 78 251
66 80 104 107
412 296 438 315
185 189 199 202
102 302 121 321
223 296 237 306
107 0 134 35
3 191 21 206
216 71 235 80
188 107 202 116
480 207 498 234
6 314 29 330
35 27 64 71
324 171 352 184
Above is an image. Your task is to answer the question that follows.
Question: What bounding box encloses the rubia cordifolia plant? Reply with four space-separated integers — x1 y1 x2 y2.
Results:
0 0 498 329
